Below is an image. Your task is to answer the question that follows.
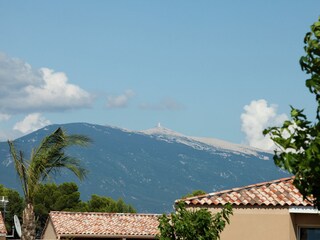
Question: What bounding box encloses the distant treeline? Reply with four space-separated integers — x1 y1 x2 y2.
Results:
0 182 136 237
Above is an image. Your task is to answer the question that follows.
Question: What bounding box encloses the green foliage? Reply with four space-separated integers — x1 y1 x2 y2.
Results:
0 185 23 230
33 182 83 233
86 194 136 213
182 190 207 199
33 182 136 235
264 17 320 209
8 127 91 204
158 203 232 240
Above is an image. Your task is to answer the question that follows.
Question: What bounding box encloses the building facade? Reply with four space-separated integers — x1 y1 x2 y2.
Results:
179 177 320 240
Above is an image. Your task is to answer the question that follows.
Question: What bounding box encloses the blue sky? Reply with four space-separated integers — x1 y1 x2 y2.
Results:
0 1 319 150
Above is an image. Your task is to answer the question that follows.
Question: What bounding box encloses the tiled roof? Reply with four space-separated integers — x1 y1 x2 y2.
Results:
0 212 7 235
48 211 160 238
179 177 313 207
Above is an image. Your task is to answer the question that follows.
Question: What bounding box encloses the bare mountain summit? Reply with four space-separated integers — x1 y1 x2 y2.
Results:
140 124 270 159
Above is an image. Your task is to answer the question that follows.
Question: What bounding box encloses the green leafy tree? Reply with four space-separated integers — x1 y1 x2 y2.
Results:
158 203 232 240
264 17 320 209
86 194 136 213
33 182 136 235
0 185 23 231
8 127 91 240
33 182 84 235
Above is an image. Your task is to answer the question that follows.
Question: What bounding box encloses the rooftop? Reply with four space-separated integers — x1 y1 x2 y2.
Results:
47 211 160 238
0 212 6 235
179 177 313 207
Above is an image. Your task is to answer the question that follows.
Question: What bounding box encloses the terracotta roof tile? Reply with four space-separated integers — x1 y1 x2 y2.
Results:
0 212 6 235
179 177 312 207
49 211 160 238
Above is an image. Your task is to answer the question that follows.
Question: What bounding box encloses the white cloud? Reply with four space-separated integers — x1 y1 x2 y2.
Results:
0 129 20 141
13 113 51 134
139 98 184 111
0 52 93 114
106 90 135 109
241 99 288 151
0 113 11 121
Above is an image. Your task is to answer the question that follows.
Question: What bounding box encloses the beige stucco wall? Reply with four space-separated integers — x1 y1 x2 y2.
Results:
188 205 295 240
42 220 57 240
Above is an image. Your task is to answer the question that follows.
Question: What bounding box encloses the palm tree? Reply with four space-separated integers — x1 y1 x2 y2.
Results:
8 127 91 240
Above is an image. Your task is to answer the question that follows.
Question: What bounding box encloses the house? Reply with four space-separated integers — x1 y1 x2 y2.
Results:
41 211 160 240
0 212 7 240
178 177 320 240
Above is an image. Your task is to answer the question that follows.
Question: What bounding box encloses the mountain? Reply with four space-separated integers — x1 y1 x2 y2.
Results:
0 123 289 213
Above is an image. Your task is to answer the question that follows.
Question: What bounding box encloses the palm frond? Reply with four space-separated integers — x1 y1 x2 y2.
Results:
8 127 90 203
42 156 88 181
66 134 92 147
29 127 90 184
8 140 29 200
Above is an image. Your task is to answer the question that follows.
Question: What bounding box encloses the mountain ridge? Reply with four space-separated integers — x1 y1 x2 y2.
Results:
138 123 271 157
0 122 289 213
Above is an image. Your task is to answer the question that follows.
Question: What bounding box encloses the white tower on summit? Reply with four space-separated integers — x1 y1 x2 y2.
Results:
157 122 161 128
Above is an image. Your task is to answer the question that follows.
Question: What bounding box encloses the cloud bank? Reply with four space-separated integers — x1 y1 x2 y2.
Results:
13 113 51 134
0 53 93 114
106 90 135 109
241 99 287 151
0 113 10 121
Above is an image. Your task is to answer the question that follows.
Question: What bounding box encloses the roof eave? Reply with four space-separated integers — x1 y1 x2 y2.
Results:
58 233 157 239
289 206 319 214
